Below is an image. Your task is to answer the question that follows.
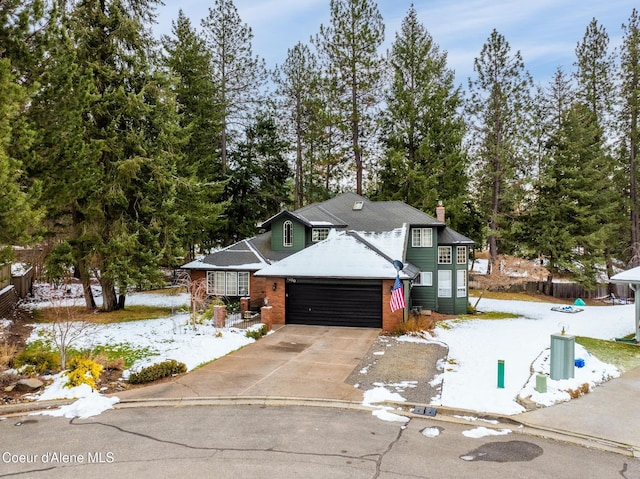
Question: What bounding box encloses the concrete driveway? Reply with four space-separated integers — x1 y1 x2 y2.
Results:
115 325 380 402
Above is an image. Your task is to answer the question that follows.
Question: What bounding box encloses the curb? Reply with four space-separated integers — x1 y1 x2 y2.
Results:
2 396 638 457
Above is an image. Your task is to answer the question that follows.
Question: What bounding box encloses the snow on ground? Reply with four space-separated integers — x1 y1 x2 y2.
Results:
431 298 633 415
16 285 639 423
26 314 256 376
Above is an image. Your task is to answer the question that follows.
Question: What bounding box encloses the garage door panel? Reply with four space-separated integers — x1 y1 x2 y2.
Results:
286 283 381 328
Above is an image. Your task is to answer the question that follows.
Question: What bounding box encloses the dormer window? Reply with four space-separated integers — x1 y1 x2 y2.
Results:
283 220 293 247
312 228 329 242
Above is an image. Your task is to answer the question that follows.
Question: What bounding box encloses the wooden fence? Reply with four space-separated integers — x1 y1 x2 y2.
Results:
469 279 632 301
0 264 10 290
0 285 19 318
10 266 34 299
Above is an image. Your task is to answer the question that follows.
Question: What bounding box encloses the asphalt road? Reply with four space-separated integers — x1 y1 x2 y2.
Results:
1 405 639 478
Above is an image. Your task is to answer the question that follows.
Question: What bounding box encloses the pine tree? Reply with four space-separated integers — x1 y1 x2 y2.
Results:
527 102 612 289
162 10 227 257
574 18 619 280
223 113 291 243
274 42 322 209
619 9 640 266
201 0 267 174
376 5 470 232
316 0 384 195
0 59 42 262
467 29 533 274
30 0 182 311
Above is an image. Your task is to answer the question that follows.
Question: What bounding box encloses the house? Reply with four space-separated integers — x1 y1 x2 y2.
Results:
182 192 474 330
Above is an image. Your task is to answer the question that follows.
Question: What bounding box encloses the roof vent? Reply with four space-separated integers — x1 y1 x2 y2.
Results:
353 201 364 211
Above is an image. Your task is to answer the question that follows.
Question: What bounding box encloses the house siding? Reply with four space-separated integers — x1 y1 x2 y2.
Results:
406 228 437 311
270 218 306 252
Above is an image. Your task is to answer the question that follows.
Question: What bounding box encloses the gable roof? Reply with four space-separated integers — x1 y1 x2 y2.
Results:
255 230 418 280
260 192 444 233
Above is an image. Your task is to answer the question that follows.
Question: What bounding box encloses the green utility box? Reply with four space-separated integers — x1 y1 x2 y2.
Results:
536 374 547 393
550 333 575 380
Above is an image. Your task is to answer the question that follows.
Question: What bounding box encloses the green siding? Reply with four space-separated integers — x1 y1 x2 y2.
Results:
406 228 437 311
270 218 306 252
406 228 469 315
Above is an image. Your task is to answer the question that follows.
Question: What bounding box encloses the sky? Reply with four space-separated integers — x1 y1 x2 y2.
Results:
10 278 636 421
151 0 636 88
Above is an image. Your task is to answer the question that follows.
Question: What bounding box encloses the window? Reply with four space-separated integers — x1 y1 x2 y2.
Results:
283 220 293 247
312 228 329 242
457 270 467 298
456 246 467 264
414 272 432 286
207 271 250 297
238 272 249 296
438 270 452 298
411 228 433 247
225 271 238 296
438 246 452 264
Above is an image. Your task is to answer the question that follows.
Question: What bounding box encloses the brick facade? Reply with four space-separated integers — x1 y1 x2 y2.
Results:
382 279 406 331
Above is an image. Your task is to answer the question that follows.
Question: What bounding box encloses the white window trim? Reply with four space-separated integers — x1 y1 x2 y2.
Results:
457 270 467 298
207 271 250 297
456 246 467 264
438 246 452 264
415 271 433 286
312 227 329 242
438 270 452 298
283 220 293 247
411 228 433 248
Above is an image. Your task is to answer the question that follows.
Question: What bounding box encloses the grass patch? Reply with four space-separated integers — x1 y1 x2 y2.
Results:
576 336 640 373
458 311 521 320
87 343 157 369
34 305 175 324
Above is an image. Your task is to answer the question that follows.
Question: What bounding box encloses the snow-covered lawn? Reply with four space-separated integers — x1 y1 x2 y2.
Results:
7 285 637 421
430 298 633 415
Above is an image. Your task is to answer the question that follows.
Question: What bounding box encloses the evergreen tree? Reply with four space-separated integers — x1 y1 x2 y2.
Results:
467 29 533 273
274 42 323 209
0 59 42 262
376 5 471 233
526 102 613 290
223 113 291 243
316 0 385 195
201 0 267 174
574 17 619 280
619 8 640 266
29 0 182 311
162 10 227 257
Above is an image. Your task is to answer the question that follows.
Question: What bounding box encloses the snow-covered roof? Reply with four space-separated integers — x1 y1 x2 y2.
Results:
610 266 640 284
255 231 417 280
181 238 270 270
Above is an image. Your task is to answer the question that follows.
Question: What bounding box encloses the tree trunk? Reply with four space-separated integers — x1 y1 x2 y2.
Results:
75 259 96 311
100 276 119 312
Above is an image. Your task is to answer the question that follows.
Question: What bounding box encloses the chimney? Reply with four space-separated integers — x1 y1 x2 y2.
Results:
436 201 445 223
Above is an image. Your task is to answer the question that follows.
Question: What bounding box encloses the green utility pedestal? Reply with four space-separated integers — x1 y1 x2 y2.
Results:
550 333 575 380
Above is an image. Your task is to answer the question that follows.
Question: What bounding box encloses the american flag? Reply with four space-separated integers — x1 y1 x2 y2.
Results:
390 275 406 312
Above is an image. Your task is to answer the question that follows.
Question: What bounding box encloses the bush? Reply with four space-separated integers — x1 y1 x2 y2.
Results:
245 324 268 340
14 341 61 373
0 342 17 369
64 357 103 390
128 359 186 384
391 316 435 336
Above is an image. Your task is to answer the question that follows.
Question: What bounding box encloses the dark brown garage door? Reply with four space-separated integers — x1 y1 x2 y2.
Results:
285 282 382 328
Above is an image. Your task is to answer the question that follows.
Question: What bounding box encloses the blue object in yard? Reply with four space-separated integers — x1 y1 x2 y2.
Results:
574 298 586 306
575 358 585 368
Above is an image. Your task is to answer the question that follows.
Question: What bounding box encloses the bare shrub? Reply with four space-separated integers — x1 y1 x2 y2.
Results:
0 341 17 369
392 315 436 336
